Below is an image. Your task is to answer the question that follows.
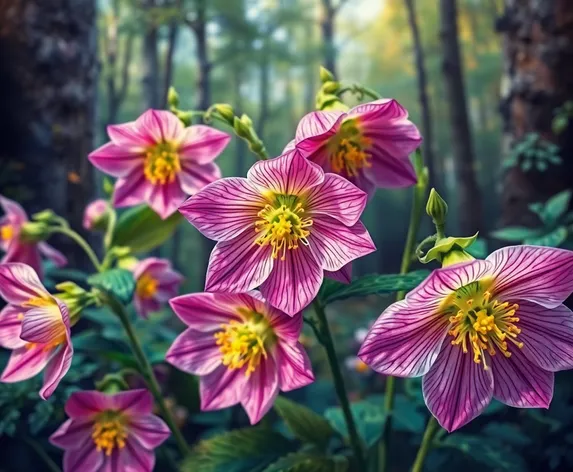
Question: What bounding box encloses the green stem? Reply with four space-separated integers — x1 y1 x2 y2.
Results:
410 417 439 472
50 227 102 273
337 84 381 101
103 206 117 251
313 300 366 471
22 436 62 472
105 295 191 457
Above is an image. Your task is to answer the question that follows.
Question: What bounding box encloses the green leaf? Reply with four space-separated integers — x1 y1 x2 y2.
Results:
181 427 297 472
111 204 183 253
524 226 568 247
318 271 430 305
481 422 532 447
544 190 572 225
29 400 55 434
273 396 335 449
552 115 569 134
264 453 348 472
490 226 541 242
325 401 387 447
464 238 488 259
87 269 135 304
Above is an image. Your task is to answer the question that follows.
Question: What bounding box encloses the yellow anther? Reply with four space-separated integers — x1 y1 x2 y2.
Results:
136 273 159 299
330 136 372 177
0 225 14 241
143 142 181 185
92 414 128 456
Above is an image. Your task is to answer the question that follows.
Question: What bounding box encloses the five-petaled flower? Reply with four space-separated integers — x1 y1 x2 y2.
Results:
50 389 170 472
0 263 73 399
132 257 183 319
166 291 314 424
0 195 67 278
359 246 573 432
179 150 376 315
89 109 231 219
285 99 422 196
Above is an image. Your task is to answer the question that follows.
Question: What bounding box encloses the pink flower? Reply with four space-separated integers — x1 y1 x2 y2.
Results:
50 389 170 472
132 258 183 319
286 99 422 195
83 199 110 231
0 195 67 278
179 150 376 315
0 263 73 399
166 291 314 424
358 246 573 432
89 109 231 219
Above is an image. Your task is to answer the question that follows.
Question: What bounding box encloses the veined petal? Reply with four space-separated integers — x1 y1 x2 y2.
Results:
3 242 43 279
112 389 154 415
0 304 25 349
309 218 376 272
303 174 367 226
38 242 67 268
200 364 248 411
366 144 417 188
349 99 409 122
0 262 48 305
248 150 324 196
147 179 188 220
266 306 303 343
121 436 155 472
41 339 73 399
128 415 170 449
179 125 231 164
294 110 344 142
112 168 152 209
20 302 66 344
169 292 244 331
488 245 573 309
49 418 93 449
273 342 314 391
178 161 222 195
259 244 323 316
492 345 553 408
166 328 222 375
136 109 183 144
423 342 494 432
63 439 103 472
65 390 111 418
107 121 154 150
325 263 352 284
0 344 51 383
133 257 170 280
88 142 143 178
179 177 265 241
358 300 449 377
0 195 28 223
241 355 279 424
205 232 274 293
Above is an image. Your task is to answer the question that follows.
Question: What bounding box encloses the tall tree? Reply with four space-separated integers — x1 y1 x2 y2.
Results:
0 0 97 265
142 0 160 109
497 0 573 226
161 0 182 108
439 0 482 234
319 0 347 76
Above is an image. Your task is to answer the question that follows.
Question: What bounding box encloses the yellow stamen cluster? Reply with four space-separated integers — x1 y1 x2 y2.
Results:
143 142 181 185
255 201 312 260
92 414 128 456
0 224 14 241
446 283 522 370
331 136 372 177
136 273 159 299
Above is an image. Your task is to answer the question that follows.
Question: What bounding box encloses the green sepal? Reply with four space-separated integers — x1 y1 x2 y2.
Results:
419 233 479 264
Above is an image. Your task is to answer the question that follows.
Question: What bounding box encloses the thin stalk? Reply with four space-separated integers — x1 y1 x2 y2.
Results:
103 206 117 250
337 84 381 101
22 436 62 472
105 295 190 457
410 417 439 472
313 300 366 471
50 227 102 273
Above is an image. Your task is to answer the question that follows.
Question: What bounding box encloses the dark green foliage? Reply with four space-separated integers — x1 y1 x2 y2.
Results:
87 268 135 304
504 132 561 172
264 452 349 472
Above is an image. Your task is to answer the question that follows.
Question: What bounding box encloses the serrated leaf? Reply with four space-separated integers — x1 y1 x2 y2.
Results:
111 204 182 253
318 271 429 305
524 226 568 248
325 401 386 447
273 396 335 449
490 226 542 242
87 269 135 304
264 453 348 472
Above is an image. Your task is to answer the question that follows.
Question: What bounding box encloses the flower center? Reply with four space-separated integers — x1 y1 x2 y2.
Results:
330 137 373 177
92 412 128 456
0 224 14 241
445 281 522 370
143 142 181 185
214 311 273 377
136 273 159 299
255 198 313 260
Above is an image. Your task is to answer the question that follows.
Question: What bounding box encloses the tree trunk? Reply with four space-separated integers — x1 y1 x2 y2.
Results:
439 0 482 235
320 0 336 76
257 39 270 142
497 0 573 227
304 21 316 112
142 0 160 109
0 0 96 267
404 0 437 189
233 65 247 176
161 0 180 108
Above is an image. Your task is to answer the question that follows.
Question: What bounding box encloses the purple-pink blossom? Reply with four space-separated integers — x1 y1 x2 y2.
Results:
0 195 67 278
285 99 422 195
179 150 376 315
359 246 573 432
50 389 169 472
89 109 231 219
166 291 314 424
83 199 110 231
0 263 72 399
132 257 183 319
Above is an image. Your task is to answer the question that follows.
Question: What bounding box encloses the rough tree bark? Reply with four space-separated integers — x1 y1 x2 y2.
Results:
257 38 270 142
497 0 573 226
439 0 483 235
0 0 97 266
320 0 337 76
142 0 160 109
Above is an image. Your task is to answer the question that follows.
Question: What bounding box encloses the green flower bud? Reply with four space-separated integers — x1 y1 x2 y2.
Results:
240 114 253 128
54 282 98 325
213 103 235 124
175 110 192 126
426 188 448 227
322 80 340 94
167 86 180 108
95 374 129 394
233 116 251 139
319 66 335 83
32 209 57 223
19 222 50 242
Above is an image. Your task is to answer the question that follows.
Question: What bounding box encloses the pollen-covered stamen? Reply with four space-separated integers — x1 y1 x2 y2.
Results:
91 412 128 456
0 224 14 241
254 201 313 260
136 273 159 299
143 142 181 185
331 137 373 177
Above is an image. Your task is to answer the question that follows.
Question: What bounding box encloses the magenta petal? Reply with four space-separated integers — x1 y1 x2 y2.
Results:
349 99 409 122
38 242 67 268
366 146 417 188
88 142 143 178
0 304 25 349
129 415 170 449
112 389 154 415
492 345 554 408
136 109 182 144
112 168 152 208
267 306 303 343
200 364 248 411
304 174 367 226
63 439 103 472
121 436 155 472
205 231 274 293
40 340 73 399
259 244 323 316
488 246 573 309
310 218 376 272
65 390 110 418
20 303 66 344
166 328 221 375
0 344 51 383
2 242 43 279
241 355 279 424
295 110 344 142
179 177 265 241
248 150 324 195
108 121 154 150
423 342 494 432
359 300 449 377
0 195 28 223
178 161 222 195
0 262 47 305
169 292 243 331
133 257 170 279
147 179 188 219
273 342 314 391
49 418 93 449
179 125 231 164
325 263 352 284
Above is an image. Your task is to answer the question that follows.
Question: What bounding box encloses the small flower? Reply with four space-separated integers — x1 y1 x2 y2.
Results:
166 291 314 424
132 258 183 318
0 195 67 278
286 99 422 195
49 389 170 472
0 263 73 399
89 109 231 219
83 199 110 231
179 150 376 315
359 246 573 432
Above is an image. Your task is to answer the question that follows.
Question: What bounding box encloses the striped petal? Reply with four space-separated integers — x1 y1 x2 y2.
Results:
166 328 222 375
294 110 344 143
41 339 73 399
200 364 248 411
178 161 222 195
147 179 188 219
20 301 67 345
0 304 25 349
49 418 93 449
112 168 152 209
0 344 51 383
112 389 154 415
135 109 183 144
107 121 154 150
88 142 143 178
0 195 28 223
325 263 352 284
179 125 231 164
63 438 103 472
0 262 48 305
2 242 43 279
241 355 279 424
121 436 155 472
273 342 314 391
129 415 170 449
65 390 110 418
169 292 243 332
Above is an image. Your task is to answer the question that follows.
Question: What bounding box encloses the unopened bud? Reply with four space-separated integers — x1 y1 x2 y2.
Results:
322 80 340 94
167 86 179 108
213 103 234 124
175 110 192 126
426 188 448 227
233 116 251 139
319 66 335 83
20 222 50 242
240 114 253 128
32 209 57 223
83 199 110 232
